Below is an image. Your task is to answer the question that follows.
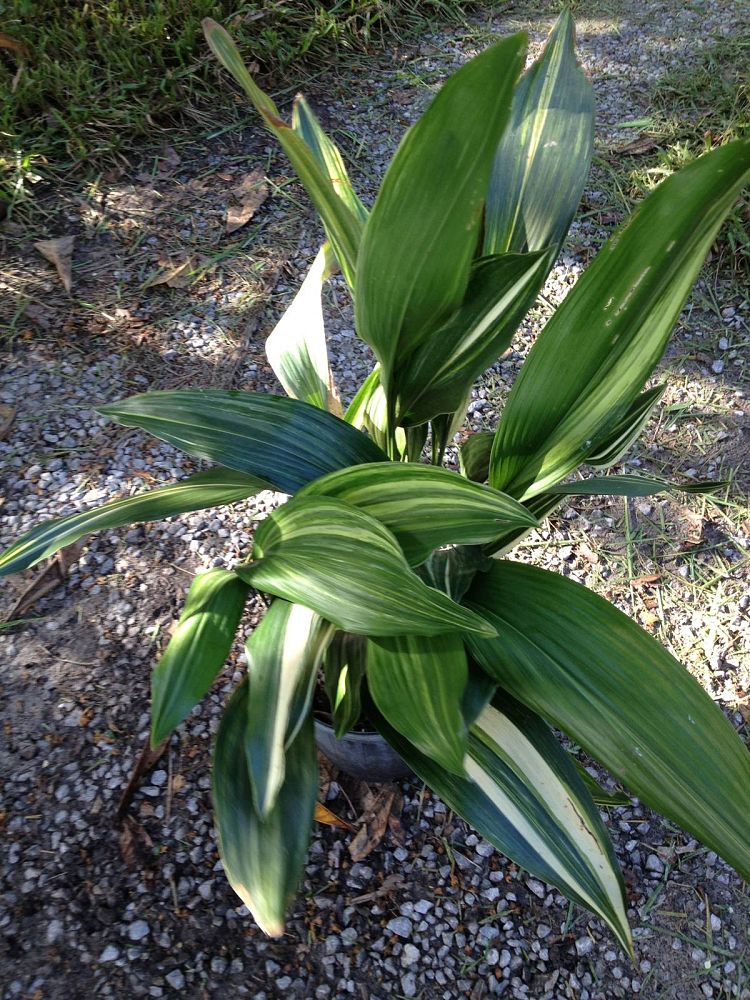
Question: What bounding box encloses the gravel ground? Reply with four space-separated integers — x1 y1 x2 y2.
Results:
1 1 749 998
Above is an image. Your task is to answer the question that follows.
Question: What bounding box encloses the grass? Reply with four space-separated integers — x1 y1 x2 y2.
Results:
603 30 750 282
0 0 473 193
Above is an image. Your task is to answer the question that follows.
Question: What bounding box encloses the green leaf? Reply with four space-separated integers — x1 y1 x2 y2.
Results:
237 495 496 638
396 249 554 426
355 32 527 396
292 95 368 285
323 632 367 738
466 560 750 884
0 468 268 577
374 693 631 953
484 10 595 255
548 473 725 497
343 366 404 456
296 462 537 565
245 600 334 817
573 761 631 808
203 18 363 286
265 245 336 412
99 391 388 494
459 431 494 483
213 681 316 937
417 544 493 604
367 633 469 773
489 139 750 499
151 569 249 746
586 385 665 469
484 493 563 559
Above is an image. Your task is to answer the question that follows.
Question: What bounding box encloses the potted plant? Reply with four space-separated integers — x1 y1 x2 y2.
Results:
2 13 749 952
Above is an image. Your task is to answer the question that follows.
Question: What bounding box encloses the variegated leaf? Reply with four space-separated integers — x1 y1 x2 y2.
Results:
368 633 469 774
297 462 537 565
245 600 334 816
237 495 496 637
0 468 268 577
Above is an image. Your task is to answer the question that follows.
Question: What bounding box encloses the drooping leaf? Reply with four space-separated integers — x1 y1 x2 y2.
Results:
489 140 750 499
237 496 496 638
484 9 595 255
586 384 665 469
548 473 725 497
323 632 367 738
245 600 334 817
213 681 317 937
367 633 469 774
265 245 337 412
296 462 537 565
355 32 527 396
373 694 631 954
465 560 750 883
0 468 268 577
395 249 553 426
151 569 249 746
459 431 494 483
99 391 388 494
203 18 363 286
484 493 563 559
292 95 368 284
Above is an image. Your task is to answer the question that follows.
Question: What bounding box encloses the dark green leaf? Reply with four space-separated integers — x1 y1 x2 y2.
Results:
548 474 726 497
489 140 750 499
466 560 750 884
586 385 665 469
484 10 595 255
151 569 249 746
99 391 388 494
323 632 367 738
460 432 494 483
355 32 527 396
0 468 268 578
213 681 317 937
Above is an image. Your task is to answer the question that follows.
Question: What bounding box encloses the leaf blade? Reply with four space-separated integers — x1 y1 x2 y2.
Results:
99 391 388 494
238 496 496 638
466 560 750 883
0 468 268 577
151 569 249 746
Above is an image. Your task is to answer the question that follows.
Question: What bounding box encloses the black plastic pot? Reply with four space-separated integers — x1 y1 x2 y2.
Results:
314 720 412 782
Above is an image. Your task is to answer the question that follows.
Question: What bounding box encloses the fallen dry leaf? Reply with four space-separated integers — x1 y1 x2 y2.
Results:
2 542 83 624
0 403 15 441
315 802 355 831
34 235 74 293
23 302 55 330
119 815 154 870
348 785 397 862
226 168 269 233
631 573 662 587
0 32 28 92
144 257 196 289
116 736 168 820
617 135 659 155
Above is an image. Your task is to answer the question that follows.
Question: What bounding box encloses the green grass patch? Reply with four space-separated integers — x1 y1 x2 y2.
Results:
0 0 472 187
615 32 749 281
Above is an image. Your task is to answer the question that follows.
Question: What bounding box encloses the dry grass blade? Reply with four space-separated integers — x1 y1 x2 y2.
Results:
0 404 15 441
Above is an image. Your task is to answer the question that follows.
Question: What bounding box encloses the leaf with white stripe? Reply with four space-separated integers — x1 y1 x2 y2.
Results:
547 473 725 497
373 696 631 953
151 569 249 746
0 468 268 577
489 140 750 499
368 633 469 774
237 496 496 638
99 391 388 494
213 681 316 937
465 560 750 885
355 32 527 395
484 9 594 255
297 463 537 565
245 600 334 816
266 245 338 412
323 632 367 738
